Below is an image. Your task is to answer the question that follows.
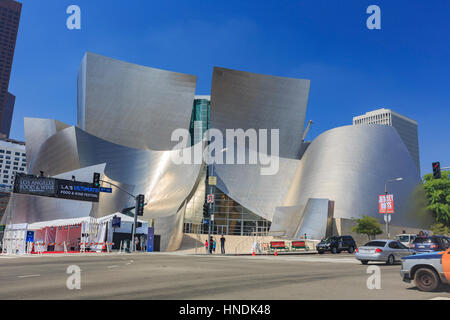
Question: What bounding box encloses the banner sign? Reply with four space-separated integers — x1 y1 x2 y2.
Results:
56 179 99 202
147 227 154 252
13 174 56 197
379 194 394 214
13 173 99 202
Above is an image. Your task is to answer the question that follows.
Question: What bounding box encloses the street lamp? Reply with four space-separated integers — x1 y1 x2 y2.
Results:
384 177 404 239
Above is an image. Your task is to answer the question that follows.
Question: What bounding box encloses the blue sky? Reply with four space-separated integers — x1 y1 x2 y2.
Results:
7 0 450 176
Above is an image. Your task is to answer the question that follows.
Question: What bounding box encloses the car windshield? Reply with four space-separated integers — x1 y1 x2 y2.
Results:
397 235 410 242
363 241 386 247
413 237 435 244
324 237 338 242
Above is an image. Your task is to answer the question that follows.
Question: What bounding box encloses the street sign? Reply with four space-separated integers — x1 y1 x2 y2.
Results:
208 176 217 186
99 187 113 193
384 214 392 223
207 193 215 204
379 194 394 214
204 219 209 225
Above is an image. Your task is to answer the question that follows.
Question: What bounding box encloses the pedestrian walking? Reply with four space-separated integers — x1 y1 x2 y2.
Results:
209 236 213 254
220 235 226 254
135 236 140 251
212 238 216 253
205 239 208 253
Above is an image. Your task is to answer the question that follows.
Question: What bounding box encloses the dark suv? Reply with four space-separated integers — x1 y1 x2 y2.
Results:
316 235 357 254
411 235 450 253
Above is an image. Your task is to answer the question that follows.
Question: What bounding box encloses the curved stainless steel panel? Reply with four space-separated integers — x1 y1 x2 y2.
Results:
9 120 202 251
24 118 70 172
215 157 298 221
282 125 427 231
77 52 197 151
210 67 310 159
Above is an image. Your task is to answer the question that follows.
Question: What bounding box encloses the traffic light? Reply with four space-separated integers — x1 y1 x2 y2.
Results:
203 202 210 218
93 172 100 188
136 194 145 216
432 162 441 179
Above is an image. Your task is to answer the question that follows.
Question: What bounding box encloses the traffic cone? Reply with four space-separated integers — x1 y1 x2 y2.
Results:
274 250 278 256
252 250 255 256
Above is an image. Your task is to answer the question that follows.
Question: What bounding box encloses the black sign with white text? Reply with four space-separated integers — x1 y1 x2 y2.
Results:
13 173 99 202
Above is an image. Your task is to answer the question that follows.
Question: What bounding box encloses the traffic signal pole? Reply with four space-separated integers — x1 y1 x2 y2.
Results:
131 196 139 252
98 179 145 253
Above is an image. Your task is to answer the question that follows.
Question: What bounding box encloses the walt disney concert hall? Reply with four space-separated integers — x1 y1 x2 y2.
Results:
2 52 428 251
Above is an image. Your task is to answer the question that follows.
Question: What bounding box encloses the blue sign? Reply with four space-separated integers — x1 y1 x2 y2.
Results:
204 219 209 224
147 227 154 252
112 216 121 228
99 187 113 193
26 231 34 243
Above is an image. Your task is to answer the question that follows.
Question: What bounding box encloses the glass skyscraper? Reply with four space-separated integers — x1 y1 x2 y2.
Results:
0 0 21 139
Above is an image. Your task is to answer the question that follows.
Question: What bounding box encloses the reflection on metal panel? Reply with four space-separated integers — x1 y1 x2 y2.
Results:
210 67 310 159
77 52 197 151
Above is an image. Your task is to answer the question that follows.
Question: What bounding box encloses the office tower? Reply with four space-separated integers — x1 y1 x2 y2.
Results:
0 0 21 138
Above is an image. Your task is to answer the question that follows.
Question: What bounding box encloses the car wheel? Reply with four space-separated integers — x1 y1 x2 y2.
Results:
331 247 337 254
414 268 440 292
348 246 354 254
386 255 395 265
361 260 368 265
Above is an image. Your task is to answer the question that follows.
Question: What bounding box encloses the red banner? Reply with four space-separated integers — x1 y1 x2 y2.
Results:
379 194 394 214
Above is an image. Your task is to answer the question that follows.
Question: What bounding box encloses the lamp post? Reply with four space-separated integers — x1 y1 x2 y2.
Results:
384 177 403 239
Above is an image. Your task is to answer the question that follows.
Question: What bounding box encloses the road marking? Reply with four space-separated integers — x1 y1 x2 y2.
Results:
429 297 450 300
17 274 40 278
107 265 119 268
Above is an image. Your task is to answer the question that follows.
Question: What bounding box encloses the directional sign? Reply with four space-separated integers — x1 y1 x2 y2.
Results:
384 214 392 223
207 193 215 204
204 219 209 225
99 187 113 193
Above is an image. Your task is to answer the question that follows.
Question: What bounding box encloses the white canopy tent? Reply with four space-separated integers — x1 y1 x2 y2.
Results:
98 213 149 251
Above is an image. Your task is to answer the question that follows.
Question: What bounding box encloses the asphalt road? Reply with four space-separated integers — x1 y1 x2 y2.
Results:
0 252 449 300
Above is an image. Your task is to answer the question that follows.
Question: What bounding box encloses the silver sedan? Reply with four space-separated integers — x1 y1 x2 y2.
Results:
355 240 414 265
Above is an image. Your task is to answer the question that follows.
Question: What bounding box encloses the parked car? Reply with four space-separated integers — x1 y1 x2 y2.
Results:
396 234 417 248
411 235 450 253
316 235 356 254
355 240 413 265
401 249 450 292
